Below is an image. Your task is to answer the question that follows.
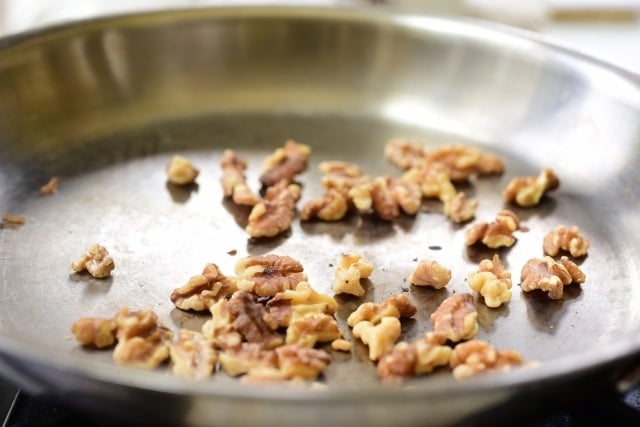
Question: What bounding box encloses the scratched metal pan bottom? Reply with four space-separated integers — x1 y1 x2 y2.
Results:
1 7 640 427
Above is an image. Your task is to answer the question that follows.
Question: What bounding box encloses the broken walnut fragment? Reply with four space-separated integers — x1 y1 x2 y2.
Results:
266 281 337 328
377 332 452 382
543 225 590 258
450 340 524 380
503 168 560 207
465 210 522 249
300 189 349 222
443 192 478 223
245 180 301 238
520 256 585 300
260 140 311 187
347 294 416 327
113 308 171 369
286 313 340 348
220 150 259 206
352 317 401 361
166 155 199 185
71 317 117 349
40 177 59 195
1 213 26 225
171 263 237 312
430 293 478 343
332 253 374 297
219 342 279 376
70 243 115 279
169 329 218 380
384 138 428 170
236 254 307 297
408 260 451 289
468 255 512 308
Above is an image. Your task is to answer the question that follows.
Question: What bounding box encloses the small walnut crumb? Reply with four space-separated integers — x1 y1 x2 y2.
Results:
220 150 259 206
260 140 311 186
167 155 199 185
171 263 237 312
450 340 524 380
352 317 401 361
443 192 478 223
236 254 307 297
521 256 585 299
70 243 115 278
331 338 352 352
300 189 349 221
113 308 171 369
465 210 522 248
384 138 428 170
275 345 331 380
318 161 363 177
543 225 590 258
71 317 117 348
219 343 278 376
332 253 374 297
347 294 416 327
377 332 452 382
40 177 59 195
408 260 451 289
245 180 301 238
468 255 512 308
1 213 26 225
430 293 478 342
286 313 340 347
169 329 218 380
266 281 338 327
503 168 560 207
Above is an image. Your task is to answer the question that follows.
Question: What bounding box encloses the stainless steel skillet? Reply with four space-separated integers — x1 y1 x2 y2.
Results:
0 7 640 426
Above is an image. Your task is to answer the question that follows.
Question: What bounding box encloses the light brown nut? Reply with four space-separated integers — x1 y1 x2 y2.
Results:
236 254 307 297
408 260 452 289
114 308 161 341
476 153 505 175
391 178 422 215
424 145 482 182
520 256 585 299
220 150 259 206
266 281 338 327
286 313 340 347
543 225 590 258
384 138 428 170
402 164 457 202
275 345 331 380
219 343 278 376
71 317 117 349
169 329 218 380
331 339 353 352
503 168 560 207
443 192 478 223
377 332 452 382
70 243 115 279
468 255 512 308
166 155 199 185
171 263 237 311
1 213 26 225
352 317 401 361
260 140 311 186
450 340 524 380
371 176 400 221
245 180 301 238
347 294 417 327
40 177 59 195
113 308 171 369
300 189 349 222
318 161 363 178
430 293 478 342
332 253 374 297
321 173 373 212
465 210 522 248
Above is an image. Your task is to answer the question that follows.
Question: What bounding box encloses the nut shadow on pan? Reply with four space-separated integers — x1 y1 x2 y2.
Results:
69 273 114 296
165 181 199 204
521 284 583 334
222 197 252 229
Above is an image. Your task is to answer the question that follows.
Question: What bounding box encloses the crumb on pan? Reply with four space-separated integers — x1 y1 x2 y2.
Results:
40 177 59 195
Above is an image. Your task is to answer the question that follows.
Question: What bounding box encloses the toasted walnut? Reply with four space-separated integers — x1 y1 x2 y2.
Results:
219 343 278 376
204 291 282 350
260 140 311 186
300 189 349 221
245 180 301 238
1 213 26 225
286 313 340 347
465 210 522 248
71 317 117 349
266 281 337 327
220 150 259 206
444 192 478 223
503 168 560 207
171 263 237 311
390 178 422 215
402 164 456 202
169 329 218 380
476 153 505 175
424 145 483 182
430 293 478 342
332 253 374 297
450 340 524 380
543 225 590 258
70 243 115 279
275 345 331 380
236 254 307 297
408 260 451 289
331 339 353 352
468 255 512 308
521 256 585 299
352 317 401 361
321 172 374 213
318 160 363 177
377 332 452 382
113 308 171 369
166 155 199 185
347 294 416 327
384 138 428 170
40 177 59 195
371 176 400 221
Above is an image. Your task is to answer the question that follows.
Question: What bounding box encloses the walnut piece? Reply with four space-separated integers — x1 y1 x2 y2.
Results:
166 155 199 185
468 255 512 308
408 260 451 289
70 243 115 279
169 329 218 380
113 308 171 369
219 343 278 376
266 281 337 327
402 164 456 202
331 339 353 352
347 294 416 327
503 168 560 207
260 140 311 186
543 225 590 258
71 317 117 348
171 263 237 311
1 213 26 225
245 180 301 238
520 256 585 299
384 138 428 170
236 254 307 297
318 160 363 178
220 150 259 206
430 293 478 342
352 317 401 361
423 144 504 182
332 253 374 296
443 192 478 223
465 210 522 248
371 176 400 221
40 177 59 195
377 332 452 382
450 340 524 380
300 189 349 221
275 344 331 380
286 313 340 347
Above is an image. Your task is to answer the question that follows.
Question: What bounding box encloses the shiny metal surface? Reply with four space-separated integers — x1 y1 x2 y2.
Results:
0 7 640 426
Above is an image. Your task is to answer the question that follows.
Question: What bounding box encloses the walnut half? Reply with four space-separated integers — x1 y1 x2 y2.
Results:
377 332 452 382
408 260 451 289
503 168 559 207
450 340 524 380
465 210 522 249
543 225 590 258
430 293 478 342
260 140 311 186
520 256 585 299
171 263 237 312
236 254 307 297
71 317 117 349
245 180 301 238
